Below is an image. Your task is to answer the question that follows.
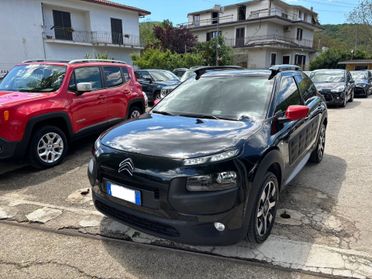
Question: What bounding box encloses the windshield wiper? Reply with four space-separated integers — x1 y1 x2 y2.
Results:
178 113 219 120
152 110 175 116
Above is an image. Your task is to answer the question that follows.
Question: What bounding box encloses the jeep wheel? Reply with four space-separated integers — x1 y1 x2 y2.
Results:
29 126 68 169
310 123 326 164
129 106 142 119
247 172 279 244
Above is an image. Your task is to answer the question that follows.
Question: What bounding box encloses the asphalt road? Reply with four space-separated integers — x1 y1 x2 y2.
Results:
1 98 372 278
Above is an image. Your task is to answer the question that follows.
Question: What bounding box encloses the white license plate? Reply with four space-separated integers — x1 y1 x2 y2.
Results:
106 181 141 206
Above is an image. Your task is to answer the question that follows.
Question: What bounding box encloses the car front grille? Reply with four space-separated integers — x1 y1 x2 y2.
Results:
355 88 366 95
95 199 180 237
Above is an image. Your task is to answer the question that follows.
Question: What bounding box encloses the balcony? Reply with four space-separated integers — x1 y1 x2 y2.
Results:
225 35 314 49
42 26 143 49
188 8 319 28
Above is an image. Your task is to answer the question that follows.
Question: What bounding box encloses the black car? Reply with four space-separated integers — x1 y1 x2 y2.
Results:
180 65 243 82
135 69 180 103
311 69 355 107
173 68 188 79
350 70 372 98
88 65 328 246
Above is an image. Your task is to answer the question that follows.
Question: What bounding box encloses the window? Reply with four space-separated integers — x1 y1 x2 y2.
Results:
296 28 303 41
103 67 123 87
74 67 102 91
271 53 277 66
238 6 246 21
299 10 303 20
295 55 306 68
212 12 219 24
135 71 152 81
111 18 123 45
294 74 316 102
283 55 290 64
193 15 200 26
206 31 221 41
53 10 72 41
275 76 302 113
235 28 245 47
121 67 130 82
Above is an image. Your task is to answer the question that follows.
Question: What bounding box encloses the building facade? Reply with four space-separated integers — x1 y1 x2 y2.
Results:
0 0 150 72
187 0 321 69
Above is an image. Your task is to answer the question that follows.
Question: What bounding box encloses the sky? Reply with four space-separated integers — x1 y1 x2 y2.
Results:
118 0 359 25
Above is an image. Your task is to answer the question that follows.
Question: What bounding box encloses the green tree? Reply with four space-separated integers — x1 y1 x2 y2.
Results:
196 36 233 66
131 48 203 70
139 21 161 48
310 49 370 70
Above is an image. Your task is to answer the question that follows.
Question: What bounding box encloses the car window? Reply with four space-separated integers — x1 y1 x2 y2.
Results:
121 67 130 82
68 72 76 91
74 67 102 91
135 71 151 81
294 74 316 102
103 66 123 88
275 76 302 113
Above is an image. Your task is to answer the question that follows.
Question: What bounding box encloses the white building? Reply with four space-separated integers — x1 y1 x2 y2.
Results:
0 0 150 72
187 0 321 69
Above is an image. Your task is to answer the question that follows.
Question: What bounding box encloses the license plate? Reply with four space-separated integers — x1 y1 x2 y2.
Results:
106 181 141 206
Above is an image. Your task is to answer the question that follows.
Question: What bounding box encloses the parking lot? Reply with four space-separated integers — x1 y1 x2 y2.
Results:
1 98 372 278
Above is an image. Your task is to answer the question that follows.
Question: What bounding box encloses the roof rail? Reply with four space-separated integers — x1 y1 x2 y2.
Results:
68 59 127 64
22 59 69 63
269 64 301 79
194 66 243 80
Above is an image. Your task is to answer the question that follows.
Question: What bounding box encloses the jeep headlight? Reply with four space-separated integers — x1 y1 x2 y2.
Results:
184 149 239 166
186 171 237 192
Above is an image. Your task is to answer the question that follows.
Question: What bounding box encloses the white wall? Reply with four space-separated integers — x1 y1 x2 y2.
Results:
0 0 45 71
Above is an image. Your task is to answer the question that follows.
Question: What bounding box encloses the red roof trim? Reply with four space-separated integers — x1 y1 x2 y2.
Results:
80 0 151 16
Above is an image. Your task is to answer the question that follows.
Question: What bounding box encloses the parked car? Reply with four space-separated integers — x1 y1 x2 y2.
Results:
180 66 243 82
134 69 180 104
88 65 328 246
350 70 372 98
311 69 355 107
0 59 145 168
303 70 312 77
173 68 188 79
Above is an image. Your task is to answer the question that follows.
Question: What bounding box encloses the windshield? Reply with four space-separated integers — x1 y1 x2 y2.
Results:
180 70 196 82
312 71 345 83
153 76 273 120
351 71 368 81
0 64 66 92
150 71 179 82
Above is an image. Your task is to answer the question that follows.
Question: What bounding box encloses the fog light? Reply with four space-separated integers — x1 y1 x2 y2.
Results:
214 222 225 232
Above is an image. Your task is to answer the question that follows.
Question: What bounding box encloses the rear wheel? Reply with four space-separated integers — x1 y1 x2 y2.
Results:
310 123 326 164
29 126 68 169
247 172 279 244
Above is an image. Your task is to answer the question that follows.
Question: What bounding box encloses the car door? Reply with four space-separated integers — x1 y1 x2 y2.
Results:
135 71 154 96
273 74 313 184
68 66 108 133
102 65 129 120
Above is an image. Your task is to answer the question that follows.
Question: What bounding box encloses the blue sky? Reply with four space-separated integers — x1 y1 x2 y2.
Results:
118 0 358 25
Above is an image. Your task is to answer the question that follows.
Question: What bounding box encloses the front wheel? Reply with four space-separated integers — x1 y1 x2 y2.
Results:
349 90 354 102
29 126 68 169
247 172 279 244
310 123 326 163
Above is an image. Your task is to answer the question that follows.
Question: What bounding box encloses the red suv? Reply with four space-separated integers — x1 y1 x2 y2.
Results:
0 59 145 168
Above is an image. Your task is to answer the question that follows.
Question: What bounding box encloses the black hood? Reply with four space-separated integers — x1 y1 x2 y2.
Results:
153 80 180 87
100 113 261 159
314 82 345 91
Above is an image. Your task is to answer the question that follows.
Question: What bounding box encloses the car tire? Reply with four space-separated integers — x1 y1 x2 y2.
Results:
128 106 142 119
29 126 68 169
247 171 279 244
310 123 326 164
349 90 354 102
341 95 347 107
154 91 161 102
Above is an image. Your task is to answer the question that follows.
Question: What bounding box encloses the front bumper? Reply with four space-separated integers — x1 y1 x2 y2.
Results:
0 138 17 159
319 91 345 105
354 87 368 97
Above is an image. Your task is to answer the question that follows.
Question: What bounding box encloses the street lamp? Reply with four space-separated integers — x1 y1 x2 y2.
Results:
213 5 224 66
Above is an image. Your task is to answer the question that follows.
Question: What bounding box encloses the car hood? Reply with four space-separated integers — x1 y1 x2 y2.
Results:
154 80 180 87
0 91 49 107
354 79 368 85
314 82 345 91
101 113 261 159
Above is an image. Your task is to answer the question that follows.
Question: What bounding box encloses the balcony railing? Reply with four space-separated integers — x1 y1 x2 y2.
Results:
225 35 314 49
42 26 143 48
188 8 318 28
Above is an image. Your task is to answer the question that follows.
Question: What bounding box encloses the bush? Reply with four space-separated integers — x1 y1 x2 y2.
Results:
131 49 203 70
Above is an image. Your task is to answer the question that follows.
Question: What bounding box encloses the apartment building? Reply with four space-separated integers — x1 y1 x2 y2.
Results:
0 0 150 72
187 0 321 69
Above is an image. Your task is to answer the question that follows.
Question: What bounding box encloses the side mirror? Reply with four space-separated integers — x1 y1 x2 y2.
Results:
285 105 309 121
76 82 93 95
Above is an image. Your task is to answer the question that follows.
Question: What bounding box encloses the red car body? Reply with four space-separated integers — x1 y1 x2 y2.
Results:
0 60 144 167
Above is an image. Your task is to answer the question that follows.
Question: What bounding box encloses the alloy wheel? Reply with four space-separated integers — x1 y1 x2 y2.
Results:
256 180 277 237
130 109 141 119
317 126 326 160
37 132 64 164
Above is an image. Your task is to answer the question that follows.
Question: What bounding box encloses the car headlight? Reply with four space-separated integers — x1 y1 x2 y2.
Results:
186 171 237 192
184 149 239 166
331 85 346 93
94 139 103 157
87 157 97 186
